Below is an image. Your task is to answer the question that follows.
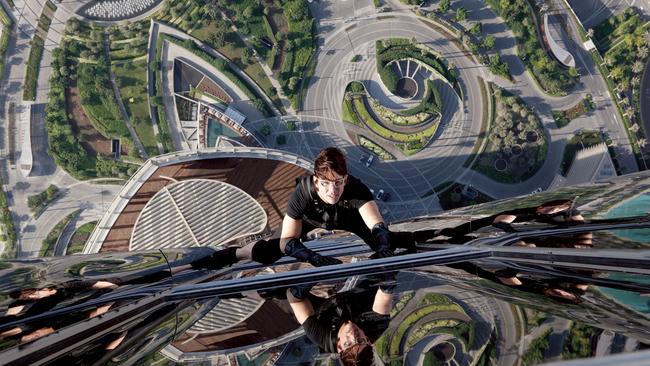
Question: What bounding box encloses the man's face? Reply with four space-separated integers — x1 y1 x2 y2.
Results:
314 172 347 205
336 321 369 352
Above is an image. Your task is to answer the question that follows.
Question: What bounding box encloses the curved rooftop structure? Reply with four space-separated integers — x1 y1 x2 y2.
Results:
544 13 576 68
83 147 312 254
130 179 267 250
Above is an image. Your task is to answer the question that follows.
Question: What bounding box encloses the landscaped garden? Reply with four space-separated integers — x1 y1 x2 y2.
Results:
485 0 576 95
27 185 60 218
0 174 16 259
472 85 548 183
43 19 138 180
342 68 442 156
358 135 395 161
23 35 44 101
213 0 315 109
376 38 458 94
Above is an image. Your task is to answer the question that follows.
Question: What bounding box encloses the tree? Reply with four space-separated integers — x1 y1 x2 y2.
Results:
243 6 254 18
209 32 226 48
454 7 468 22
438 0 450 13
482 35 496 49
469 22 482 35
568 67 579 78
206 4 220 20
288 76 300 91
242 47 254 64
638 46 649 59
632 61 644 74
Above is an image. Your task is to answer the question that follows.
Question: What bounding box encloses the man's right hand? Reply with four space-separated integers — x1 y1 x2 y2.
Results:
284 238 342 267
308 254 342 267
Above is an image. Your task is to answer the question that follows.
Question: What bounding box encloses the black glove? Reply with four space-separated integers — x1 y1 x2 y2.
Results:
289 283 314 300
371 222 394 258
284 238 342 267
377 271 398 294
190 246 238 270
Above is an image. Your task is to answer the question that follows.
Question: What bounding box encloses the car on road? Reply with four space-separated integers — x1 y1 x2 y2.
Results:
375 189 390 201
366 155 374 167
531 187 543 194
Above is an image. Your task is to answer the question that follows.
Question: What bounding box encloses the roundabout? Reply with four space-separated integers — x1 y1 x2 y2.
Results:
302 13 486 197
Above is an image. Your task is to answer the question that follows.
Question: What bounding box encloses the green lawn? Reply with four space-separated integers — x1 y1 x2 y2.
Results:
113 60 158 156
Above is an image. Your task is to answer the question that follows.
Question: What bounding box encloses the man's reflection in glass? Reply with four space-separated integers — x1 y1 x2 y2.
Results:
0 247 237 345
286 276 393 365
415 199 584 243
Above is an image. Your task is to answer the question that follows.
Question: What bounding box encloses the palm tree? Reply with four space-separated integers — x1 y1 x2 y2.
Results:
639 46 649 60
603 56 614 68
644 30 650 46
630 123 640 133
624 109 635 119
632 61 644 74
632 76 641 87
638 138 647 149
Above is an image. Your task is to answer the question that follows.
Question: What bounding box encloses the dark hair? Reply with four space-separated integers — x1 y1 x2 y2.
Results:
314 147 348 179
340 343 375 366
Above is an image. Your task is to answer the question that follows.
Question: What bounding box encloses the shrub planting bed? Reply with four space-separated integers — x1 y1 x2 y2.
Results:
473 85 548 183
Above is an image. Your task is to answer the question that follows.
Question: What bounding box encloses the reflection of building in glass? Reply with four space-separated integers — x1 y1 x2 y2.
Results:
5 150 650 364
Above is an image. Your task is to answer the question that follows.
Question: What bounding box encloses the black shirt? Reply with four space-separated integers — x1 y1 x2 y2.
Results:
301 288 390 353
286 175 374 232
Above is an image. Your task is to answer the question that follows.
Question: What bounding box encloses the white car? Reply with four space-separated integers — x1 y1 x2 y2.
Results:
366 155 374 167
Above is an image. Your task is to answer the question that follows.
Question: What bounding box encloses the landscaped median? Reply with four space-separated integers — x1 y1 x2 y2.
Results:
0 175 17 259
0 4 14 80
40 210 79 257
23 35 44 101
552 95 595 128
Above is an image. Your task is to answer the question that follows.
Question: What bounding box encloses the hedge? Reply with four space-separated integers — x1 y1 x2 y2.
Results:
0 174 16 259
23 36 44 101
